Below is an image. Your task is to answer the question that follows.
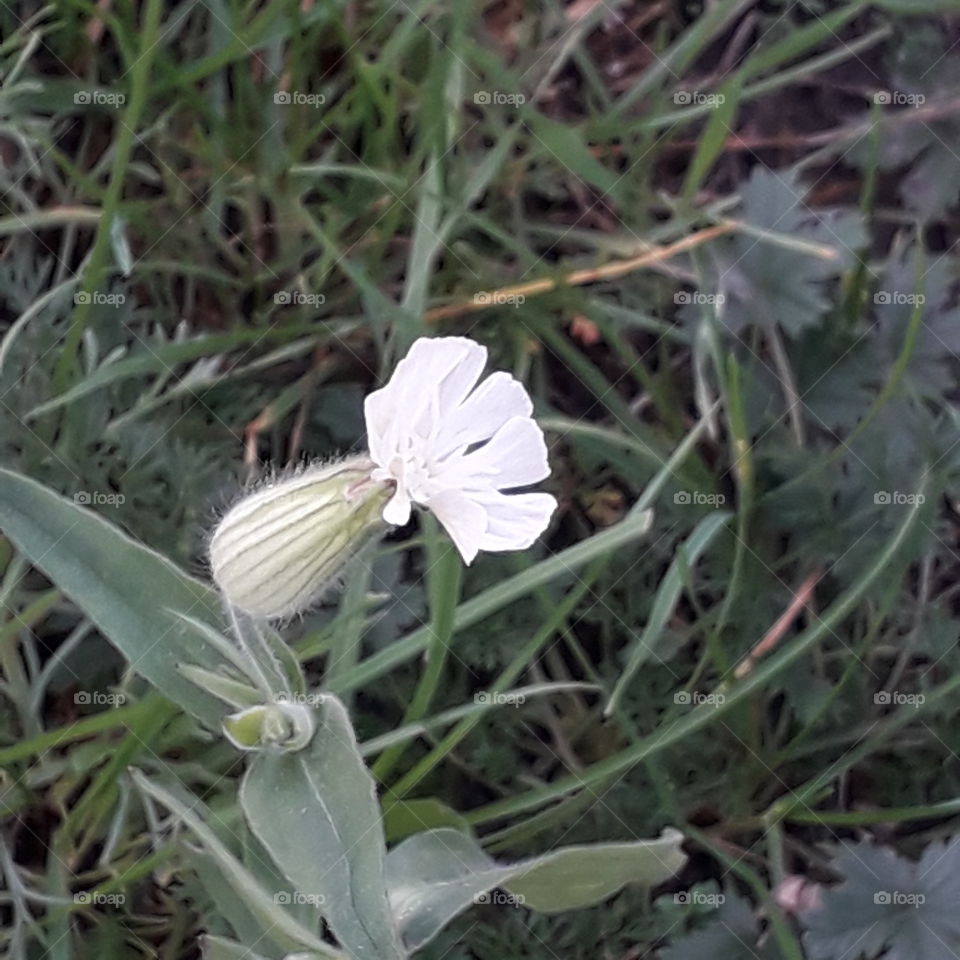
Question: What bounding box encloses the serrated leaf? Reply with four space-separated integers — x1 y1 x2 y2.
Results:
872 244 960 397
661 892 778 960
803 838 960 960
852 46 960 220
682 166 865 338
386 827 686 951
240 694 403 960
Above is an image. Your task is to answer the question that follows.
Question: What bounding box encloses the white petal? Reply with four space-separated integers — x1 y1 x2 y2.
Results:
363 336 554 562
365 337 486 467
428 488 488 564
382 485 412 526
434 339 487 412
474 491 557 552
434 371 534 458
438 417 550 491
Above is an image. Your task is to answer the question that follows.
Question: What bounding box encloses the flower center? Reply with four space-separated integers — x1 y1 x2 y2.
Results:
393 449 436 503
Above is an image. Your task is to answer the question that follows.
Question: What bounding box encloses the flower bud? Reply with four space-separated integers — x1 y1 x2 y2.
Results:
209 457 390 619
222 701 315 752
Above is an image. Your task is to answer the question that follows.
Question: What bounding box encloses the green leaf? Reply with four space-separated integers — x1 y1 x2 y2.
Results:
240 694 403 960
803 839 960 960
382 799 471 844
682 76 744 202
527 115 623 202
386 827 686 951
661 892 778 960
681 166 865 338
201 936 274 960
109 215 134 276
503 833 687 911
872 244 958 398
132 771 336 957
846 38 960 220
0 469 232 726
386 828 500 950
25 324 319 420
178 664 263 710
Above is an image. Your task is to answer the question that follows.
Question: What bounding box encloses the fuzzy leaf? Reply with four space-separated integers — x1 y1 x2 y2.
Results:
202 936 274 960
133 771 335 957
386 827 686 951
240 694 403 960
0 469 233 726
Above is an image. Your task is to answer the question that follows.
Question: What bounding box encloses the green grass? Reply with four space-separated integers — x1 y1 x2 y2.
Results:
2 0 960 957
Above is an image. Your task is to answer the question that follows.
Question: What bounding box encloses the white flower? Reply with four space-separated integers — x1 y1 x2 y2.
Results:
364 337 557 563
208 337 557 618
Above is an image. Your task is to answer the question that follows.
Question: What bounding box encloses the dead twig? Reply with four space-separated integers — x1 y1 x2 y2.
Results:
424 222 736 324
734 569 823 679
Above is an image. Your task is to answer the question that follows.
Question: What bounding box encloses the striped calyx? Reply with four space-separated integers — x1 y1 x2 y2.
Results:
209 457 390 619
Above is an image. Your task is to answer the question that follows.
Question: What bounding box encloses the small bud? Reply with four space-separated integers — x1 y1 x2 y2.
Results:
209 457 390 619
222 701 315 752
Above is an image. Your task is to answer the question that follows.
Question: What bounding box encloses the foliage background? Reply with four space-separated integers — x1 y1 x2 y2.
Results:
2 0 960 957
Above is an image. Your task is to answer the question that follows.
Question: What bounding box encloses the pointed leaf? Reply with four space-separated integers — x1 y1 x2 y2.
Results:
132 771 335 957
0 469 232 726
386 827 686 950
240 694 403 960
503 831 688 911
